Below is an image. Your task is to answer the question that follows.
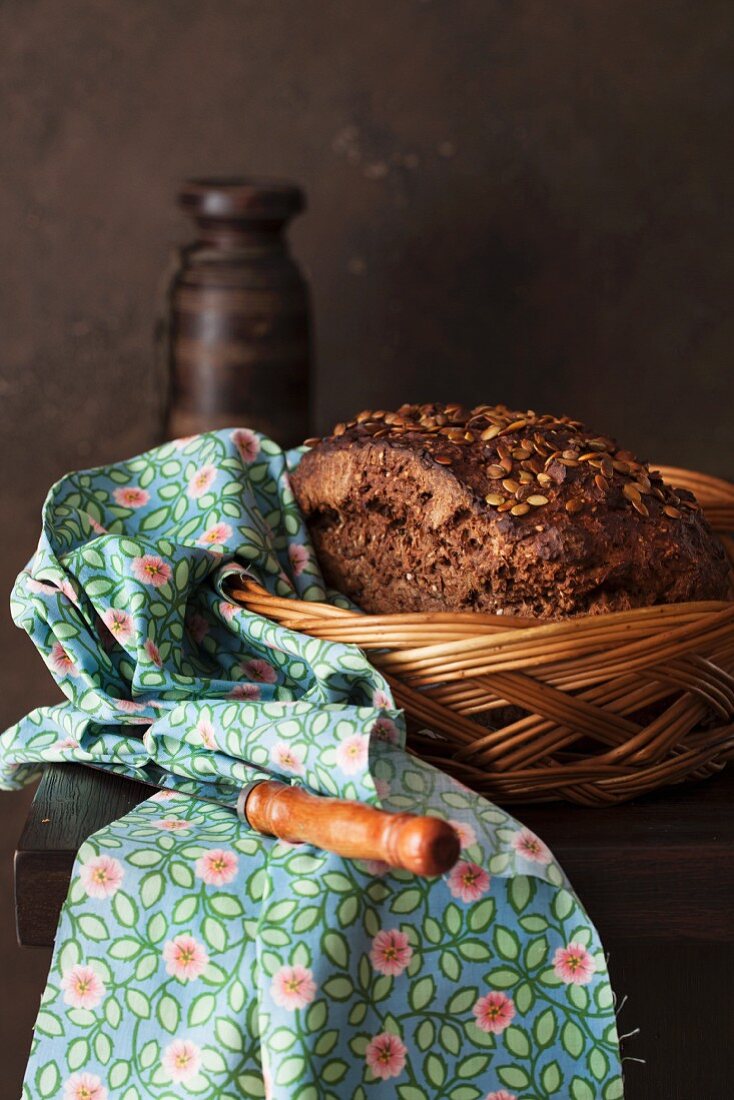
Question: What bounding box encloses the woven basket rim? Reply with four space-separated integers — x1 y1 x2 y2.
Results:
229 463 734 805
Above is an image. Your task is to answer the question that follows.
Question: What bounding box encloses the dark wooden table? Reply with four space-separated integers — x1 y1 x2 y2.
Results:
15 765 734 1097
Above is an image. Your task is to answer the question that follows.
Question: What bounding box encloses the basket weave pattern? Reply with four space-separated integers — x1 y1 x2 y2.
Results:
231 466 734 805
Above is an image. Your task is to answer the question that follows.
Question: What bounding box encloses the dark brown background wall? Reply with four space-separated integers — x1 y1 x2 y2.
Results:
1 0 732 1090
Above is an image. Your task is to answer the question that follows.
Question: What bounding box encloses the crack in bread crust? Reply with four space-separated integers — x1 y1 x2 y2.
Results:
292 403 731 619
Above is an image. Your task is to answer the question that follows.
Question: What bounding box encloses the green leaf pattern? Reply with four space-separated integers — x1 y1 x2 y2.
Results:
0 429 622 1098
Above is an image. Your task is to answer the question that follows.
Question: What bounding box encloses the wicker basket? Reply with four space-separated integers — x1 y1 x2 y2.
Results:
230 465 734 805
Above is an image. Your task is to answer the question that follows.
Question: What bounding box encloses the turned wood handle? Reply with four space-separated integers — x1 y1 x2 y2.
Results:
244 781 461 877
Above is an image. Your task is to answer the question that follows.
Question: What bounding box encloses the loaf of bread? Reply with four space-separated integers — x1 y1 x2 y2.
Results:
291 402 731 618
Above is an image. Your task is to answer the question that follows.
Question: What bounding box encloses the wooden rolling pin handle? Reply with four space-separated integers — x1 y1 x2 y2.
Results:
244 780 461 877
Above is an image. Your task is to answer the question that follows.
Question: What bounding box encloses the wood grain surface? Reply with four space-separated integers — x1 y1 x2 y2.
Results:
244 779 461 877
14 764 734 1096
16 764 734 946
2 5 733 1093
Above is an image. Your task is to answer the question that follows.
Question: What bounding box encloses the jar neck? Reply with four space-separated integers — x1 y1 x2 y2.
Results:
189 216 290 251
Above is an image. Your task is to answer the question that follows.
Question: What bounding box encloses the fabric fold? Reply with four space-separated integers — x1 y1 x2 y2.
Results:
4 428 623 1099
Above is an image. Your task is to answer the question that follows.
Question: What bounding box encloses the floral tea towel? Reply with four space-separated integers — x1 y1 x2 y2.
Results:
2 428 623 1099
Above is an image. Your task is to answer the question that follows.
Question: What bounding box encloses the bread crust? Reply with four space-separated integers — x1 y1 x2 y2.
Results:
292 403 731 618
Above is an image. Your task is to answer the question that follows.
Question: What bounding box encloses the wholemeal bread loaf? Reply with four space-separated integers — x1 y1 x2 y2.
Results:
291 402 731 618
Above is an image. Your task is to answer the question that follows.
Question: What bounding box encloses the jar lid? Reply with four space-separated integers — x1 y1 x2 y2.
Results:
179 177 305 222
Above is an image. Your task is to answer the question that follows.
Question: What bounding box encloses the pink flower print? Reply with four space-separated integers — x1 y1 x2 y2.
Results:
198 522 233 547
194 717 216 750
447 860 490 903
372 689 392 709
144 638 163 667
486 1093 517 1100
365 1032 407 1081
360 858 390 876
231 428 261 463
220 600 241 621
86 514 108 535
150 789 177 802
50 642 79 677
186 611 210 643
27 577 57 595
371 715 399 743
61 964 105 1010
228 682 261 700
271 742 305 775
369 929 413 977
511 827 552 865
63 1074 108 1100
116 698 146 713
449 819 477 849
271 964 317 1010
336 733 370 775
163 934 209 981
288 543 310 577
162 1039 202 1084
195 848 239 886
241 658 278 684
473 991 516 1034
53 736 80 752
187 464 217 499
153 818 190 832
59 578 78 605
173 434 196 449
132 555 172 588
553 942 596 985
113 486 150 509
102 608 134 645
80 855 124 899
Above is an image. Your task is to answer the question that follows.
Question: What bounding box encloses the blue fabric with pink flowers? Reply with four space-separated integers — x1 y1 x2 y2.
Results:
2 429 622 1099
